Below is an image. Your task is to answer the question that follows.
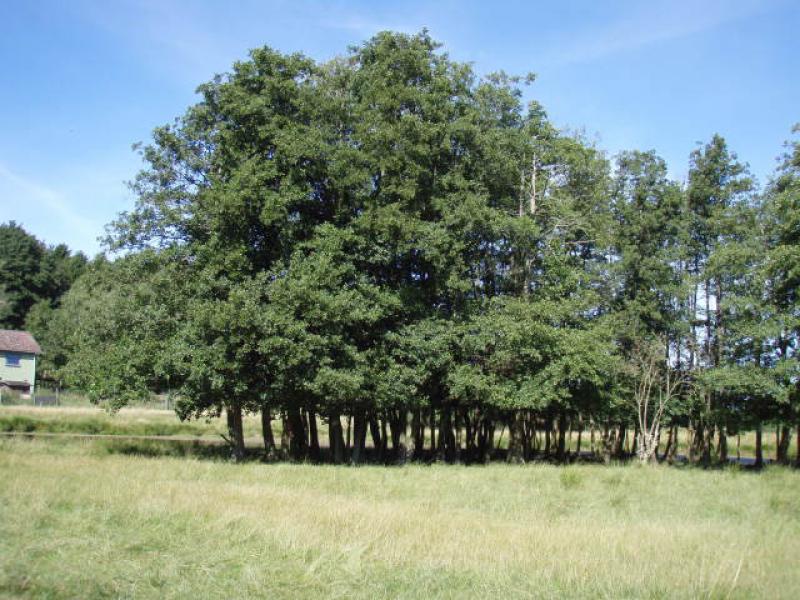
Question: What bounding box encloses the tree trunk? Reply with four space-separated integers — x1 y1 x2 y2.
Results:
287 407 307 461
390 410 409 464
754 422 764 469
381 417 389 459
412 409 423 460
227 403 245 462
478 415 494 463
777 425 791 465
795 422 800 468
261 406 277 460
522 411 533 461
465 410 475 462
717 426 728 464
544 418 552 457
507 411 525 464
308 408 320 462
328 411 345 464
601 424 614 464
662 424 674 463
280 412 290 457
701 424 713 467
429 407 437 457
368 414 382 459
351 410 367 465
454 409 462 463
556 411 567 462
613 423 626 458
302 409 310 450
487 418 495 462
668 426 679 464
436 406 451 462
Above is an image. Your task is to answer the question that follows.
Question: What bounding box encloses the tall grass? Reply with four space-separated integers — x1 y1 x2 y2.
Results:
0 406 262 439
1 437 798 598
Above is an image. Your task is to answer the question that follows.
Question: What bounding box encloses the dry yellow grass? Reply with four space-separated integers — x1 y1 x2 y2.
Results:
1 436 799 598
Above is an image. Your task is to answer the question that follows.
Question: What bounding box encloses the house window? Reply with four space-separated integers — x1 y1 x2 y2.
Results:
5 354 21 367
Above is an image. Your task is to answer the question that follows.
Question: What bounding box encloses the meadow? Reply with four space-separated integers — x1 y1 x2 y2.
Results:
1 408 799 598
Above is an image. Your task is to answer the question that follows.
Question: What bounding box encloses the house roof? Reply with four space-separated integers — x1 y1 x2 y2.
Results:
0 380 32 388
0 330 41 354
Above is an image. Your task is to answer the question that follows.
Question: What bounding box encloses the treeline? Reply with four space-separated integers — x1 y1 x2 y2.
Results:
0 222 87 329
36 32 799 466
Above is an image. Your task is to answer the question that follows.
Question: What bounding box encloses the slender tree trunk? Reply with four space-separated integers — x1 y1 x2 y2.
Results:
436 406 450 462
465 410 475 462
507 411 525 464
287 407 307 461
613 423 626 458
429 407 437 457
479 416 495 463
662 424 674 463
412 408 423 460
227 403 245 462
391 410 409 464
302 409 310 449
308 407 320 462
777 425 791 465
261 406 277 460
523 411 533 460
669 425 679 464
795 422 800 468
280 412 290 457
453 409 462 463
556 411 567 462
381 416 389 459
701 422 713 467
329 411 345 465
754 423 764 469
477 413 488 462
487 417 495 462
601 423 614 464
351 410 367 465
717 426 728 464
544 417 552 457
369 414 382 459
576 414 583 457
566 418 573 457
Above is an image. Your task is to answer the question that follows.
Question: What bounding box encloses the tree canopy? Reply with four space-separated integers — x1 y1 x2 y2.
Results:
35 31 800 466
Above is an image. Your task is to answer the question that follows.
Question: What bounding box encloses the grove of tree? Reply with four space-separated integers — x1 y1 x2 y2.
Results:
32 32 800 466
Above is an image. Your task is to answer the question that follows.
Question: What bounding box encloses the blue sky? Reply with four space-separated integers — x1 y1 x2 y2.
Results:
1 0 798 255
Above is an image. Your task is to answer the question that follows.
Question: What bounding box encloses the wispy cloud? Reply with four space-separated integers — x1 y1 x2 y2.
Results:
0 163 100 247
540 0 780 68
70 0 239 87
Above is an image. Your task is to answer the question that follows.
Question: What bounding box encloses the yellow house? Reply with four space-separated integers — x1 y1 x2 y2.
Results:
0 330 41 399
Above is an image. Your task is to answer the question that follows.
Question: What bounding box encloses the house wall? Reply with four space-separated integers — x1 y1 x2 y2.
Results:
0 351 37 395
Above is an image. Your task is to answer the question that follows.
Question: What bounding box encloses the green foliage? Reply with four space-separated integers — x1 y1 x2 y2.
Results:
0 222 86 330
31 32 800 455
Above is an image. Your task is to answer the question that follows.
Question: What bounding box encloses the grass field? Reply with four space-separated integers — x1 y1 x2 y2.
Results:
1 434 799 599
